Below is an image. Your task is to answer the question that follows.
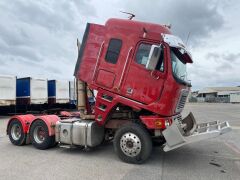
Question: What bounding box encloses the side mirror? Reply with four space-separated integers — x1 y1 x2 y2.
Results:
146 45 162 70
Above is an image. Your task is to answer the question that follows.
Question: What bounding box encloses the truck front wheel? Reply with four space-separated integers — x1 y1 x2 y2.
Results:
29 120 55 150
113 123 152 164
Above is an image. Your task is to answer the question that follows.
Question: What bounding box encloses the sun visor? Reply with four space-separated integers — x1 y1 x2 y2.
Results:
162 33 193 63
182 51 193 63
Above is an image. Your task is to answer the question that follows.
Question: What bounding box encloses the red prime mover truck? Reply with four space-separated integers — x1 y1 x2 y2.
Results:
6 18 231 164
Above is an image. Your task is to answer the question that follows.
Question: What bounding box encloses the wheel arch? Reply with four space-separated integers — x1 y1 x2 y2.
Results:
104 102 156 130
103 102 137 129
29 115 60 136
7 114 36 135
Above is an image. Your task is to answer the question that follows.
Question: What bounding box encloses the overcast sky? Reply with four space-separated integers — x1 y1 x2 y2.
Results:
0 0 239 90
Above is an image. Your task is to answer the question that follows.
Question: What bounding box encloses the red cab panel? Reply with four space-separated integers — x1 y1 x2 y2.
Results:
96 69 115 88
75 23 106 84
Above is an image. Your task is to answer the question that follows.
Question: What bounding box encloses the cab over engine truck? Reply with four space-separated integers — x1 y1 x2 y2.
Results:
7 18 231 164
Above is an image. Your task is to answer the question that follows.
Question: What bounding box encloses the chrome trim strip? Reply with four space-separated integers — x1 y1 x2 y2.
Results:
92 41 105 81
120 96 144 105
117 47 133 89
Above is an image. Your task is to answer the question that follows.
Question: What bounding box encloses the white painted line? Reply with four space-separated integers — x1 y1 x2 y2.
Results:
224 141 240 155
231 126 240 130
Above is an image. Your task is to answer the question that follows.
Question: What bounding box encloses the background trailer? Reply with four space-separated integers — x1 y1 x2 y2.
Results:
16 77 48 105
48 80 70 104
0 75 16 106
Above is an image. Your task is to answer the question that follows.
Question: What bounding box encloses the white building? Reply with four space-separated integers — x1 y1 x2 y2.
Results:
230 93 240 103
197 87 240 102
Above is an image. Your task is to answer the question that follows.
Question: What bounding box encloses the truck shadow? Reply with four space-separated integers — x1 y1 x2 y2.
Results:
57 141 194 165
57 139 239 166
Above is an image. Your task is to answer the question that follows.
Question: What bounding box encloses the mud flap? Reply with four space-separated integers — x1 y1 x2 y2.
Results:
162 113 232 152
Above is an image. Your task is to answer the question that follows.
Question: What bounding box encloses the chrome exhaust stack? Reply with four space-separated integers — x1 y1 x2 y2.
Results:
162 112 232 152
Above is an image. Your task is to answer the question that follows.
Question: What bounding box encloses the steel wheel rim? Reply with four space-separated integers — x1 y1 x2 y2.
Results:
33 126 46 144
120 132 142 157
11 124 22 141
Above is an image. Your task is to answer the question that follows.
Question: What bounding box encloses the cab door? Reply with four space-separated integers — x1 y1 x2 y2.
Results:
121 42 167 104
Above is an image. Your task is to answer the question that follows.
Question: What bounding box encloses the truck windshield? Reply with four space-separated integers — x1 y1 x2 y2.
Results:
170 47 188 83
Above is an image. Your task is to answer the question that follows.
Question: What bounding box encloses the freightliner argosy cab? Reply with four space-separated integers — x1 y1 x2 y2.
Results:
74 18 231 155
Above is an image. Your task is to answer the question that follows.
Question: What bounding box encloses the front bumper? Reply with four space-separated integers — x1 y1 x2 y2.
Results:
162 112 232 152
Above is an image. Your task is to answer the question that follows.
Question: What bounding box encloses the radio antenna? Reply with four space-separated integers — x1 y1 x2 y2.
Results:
186 32 191 46
120 11 135 20
77 38 81 52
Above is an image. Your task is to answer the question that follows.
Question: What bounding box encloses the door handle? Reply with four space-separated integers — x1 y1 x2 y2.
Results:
126 87 133 94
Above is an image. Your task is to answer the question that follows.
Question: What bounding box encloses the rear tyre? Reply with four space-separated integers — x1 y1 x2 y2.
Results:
113 123 152 164
8 119 26 146
30 120 55 150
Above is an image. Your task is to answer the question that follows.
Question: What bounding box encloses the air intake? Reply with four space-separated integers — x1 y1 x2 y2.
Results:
176 89 189 113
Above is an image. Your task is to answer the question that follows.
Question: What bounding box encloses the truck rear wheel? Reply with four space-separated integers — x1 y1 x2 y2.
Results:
8 119 26 146
29 120 55 150
113 123 152 164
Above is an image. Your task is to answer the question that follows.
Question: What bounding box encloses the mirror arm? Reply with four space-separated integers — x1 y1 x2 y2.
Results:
150 70 160 80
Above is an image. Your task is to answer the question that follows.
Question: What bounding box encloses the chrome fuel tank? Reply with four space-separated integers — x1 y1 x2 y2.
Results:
55 118 104 147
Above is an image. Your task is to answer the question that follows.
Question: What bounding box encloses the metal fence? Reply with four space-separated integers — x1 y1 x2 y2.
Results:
189 97 230 103
205 97 230 103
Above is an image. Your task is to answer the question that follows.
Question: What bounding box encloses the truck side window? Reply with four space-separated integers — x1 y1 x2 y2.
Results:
136 44 151 65
105 39 122 64
136 43 164 72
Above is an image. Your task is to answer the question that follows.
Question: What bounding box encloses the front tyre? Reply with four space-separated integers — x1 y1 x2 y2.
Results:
8 119 26 146
113 123 152 164
29 120 55 150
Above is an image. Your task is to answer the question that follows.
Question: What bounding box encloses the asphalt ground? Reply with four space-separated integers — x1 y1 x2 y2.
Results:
0 103 240 180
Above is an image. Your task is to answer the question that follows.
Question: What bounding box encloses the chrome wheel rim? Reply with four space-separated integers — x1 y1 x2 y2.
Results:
11 124 22 141
120 132 142 157
33 126 46 144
